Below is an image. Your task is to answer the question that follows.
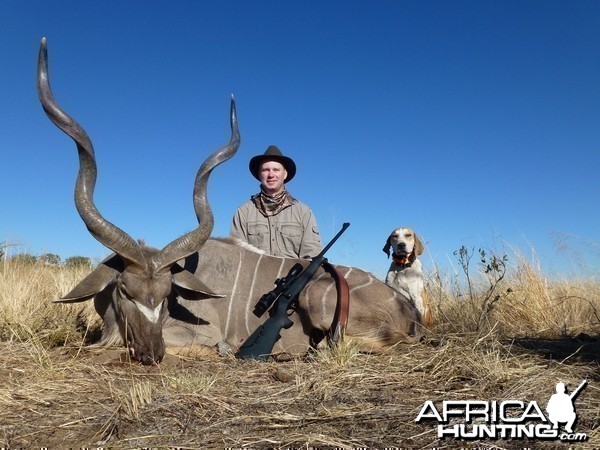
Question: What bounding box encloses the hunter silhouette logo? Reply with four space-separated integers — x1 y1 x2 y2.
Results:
546 379 587 434
415 379 588 442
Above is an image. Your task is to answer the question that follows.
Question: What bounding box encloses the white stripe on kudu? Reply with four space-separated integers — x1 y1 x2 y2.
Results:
224 250 244 338
134 300 163 324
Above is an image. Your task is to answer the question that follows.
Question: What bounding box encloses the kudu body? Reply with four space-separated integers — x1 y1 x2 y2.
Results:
38 39 422 364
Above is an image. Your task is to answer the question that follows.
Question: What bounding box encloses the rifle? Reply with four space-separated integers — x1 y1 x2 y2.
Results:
235 222 350 361
569 379 587 400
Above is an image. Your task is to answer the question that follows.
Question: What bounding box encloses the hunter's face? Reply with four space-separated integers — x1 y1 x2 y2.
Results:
259 160 287 195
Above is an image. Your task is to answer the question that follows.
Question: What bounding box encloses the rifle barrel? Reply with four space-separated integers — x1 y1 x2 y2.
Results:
319 222 350 257
569 379 587 400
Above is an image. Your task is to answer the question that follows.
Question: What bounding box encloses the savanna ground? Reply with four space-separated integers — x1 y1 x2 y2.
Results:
0 248 598 449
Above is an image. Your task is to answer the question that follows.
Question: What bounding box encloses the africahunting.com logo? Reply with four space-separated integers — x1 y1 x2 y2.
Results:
415 379 588 442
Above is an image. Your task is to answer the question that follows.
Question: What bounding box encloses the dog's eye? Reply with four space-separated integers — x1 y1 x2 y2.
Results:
405 233 413 238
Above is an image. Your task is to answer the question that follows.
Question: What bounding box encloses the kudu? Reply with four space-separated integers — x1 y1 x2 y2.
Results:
38 38 423 365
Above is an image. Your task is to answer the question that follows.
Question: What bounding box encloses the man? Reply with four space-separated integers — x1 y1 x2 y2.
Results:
546 382 578 433
231 145 323 258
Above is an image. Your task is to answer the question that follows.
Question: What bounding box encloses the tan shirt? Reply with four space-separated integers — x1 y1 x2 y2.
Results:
230 200 323 258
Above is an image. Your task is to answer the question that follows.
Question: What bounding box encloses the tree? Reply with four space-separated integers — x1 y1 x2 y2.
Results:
64 256 93 269
40 253 62 266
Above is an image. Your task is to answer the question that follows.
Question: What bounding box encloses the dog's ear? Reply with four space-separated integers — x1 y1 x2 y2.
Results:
382 235 392 258
414 233 424 255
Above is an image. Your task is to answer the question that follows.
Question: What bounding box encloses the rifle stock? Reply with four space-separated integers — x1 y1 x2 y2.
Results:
236 222 350 360
235 298 295 362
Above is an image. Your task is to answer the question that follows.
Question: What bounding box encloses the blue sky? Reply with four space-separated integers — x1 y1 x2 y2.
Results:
1 1 599 279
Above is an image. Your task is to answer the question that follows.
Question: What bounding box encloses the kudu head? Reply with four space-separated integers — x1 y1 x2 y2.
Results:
37 38 240 364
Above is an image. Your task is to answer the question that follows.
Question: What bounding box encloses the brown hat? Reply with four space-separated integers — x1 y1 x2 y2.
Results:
249 145 297 182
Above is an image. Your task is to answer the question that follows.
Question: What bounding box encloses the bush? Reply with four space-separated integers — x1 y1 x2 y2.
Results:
64 256 93 269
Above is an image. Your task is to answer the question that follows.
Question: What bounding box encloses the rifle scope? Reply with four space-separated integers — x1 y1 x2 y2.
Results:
252 263 304 317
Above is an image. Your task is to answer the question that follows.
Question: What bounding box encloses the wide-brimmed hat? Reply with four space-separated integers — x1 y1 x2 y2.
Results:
249 145 297 182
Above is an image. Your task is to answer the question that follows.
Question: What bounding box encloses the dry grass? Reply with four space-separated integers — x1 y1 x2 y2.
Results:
0 260 100 346
0 256 598 448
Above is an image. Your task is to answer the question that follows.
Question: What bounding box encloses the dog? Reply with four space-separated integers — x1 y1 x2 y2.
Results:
382 227 432 327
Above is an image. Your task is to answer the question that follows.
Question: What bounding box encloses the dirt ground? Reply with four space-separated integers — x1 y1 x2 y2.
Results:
1 333 598 449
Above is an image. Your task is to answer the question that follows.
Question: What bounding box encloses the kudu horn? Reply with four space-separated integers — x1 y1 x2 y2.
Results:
37 38 240 272
156 96 240 271
37 37 148 269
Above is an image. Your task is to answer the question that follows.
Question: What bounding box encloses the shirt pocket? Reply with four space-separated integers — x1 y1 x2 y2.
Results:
277 223 302 257
248 222 269 249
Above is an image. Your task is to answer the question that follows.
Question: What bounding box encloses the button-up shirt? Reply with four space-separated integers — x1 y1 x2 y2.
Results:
230 199 323 258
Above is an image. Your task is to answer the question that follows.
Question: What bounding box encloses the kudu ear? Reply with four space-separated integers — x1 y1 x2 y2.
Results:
414 233 425 255
54 254 123 303
382 235 392 258
172 270 225 298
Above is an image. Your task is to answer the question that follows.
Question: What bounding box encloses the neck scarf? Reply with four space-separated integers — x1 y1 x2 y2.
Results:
251 187 296 217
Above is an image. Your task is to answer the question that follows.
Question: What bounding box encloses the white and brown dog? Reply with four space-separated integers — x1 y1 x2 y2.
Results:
382 227 432 327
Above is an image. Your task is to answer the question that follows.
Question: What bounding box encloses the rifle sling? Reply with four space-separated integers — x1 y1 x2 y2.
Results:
321 260 350 345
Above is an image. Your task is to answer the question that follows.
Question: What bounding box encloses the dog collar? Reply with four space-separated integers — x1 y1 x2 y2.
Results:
392 251 416 267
